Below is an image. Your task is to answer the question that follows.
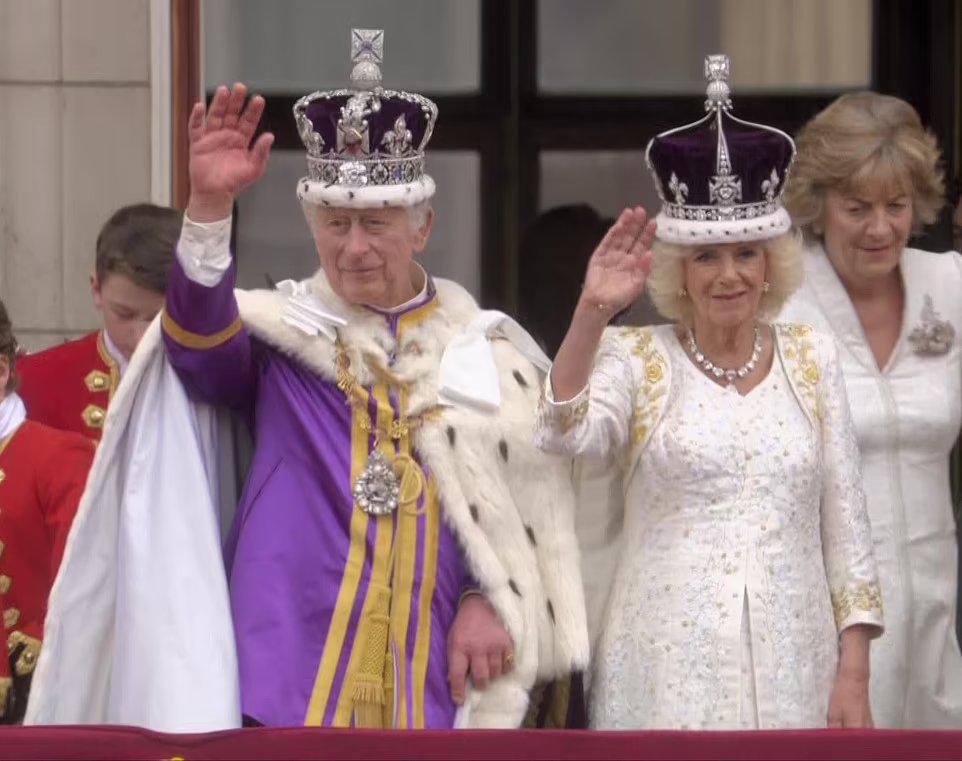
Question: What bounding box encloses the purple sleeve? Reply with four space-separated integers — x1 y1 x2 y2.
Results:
162 255 256 410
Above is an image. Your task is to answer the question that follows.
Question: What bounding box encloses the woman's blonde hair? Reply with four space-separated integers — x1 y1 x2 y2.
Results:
646 232 804 326
784 91 945 235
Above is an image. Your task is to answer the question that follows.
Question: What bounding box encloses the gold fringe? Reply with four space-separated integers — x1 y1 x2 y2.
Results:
0 676 10 719
352 677 387 728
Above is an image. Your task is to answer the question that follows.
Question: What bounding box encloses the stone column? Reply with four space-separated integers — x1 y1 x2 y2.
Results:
0 0 159 352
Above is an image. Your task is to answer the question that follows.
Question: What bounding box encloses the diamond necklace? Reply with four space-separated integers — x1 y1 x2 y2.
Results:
686 324 762 385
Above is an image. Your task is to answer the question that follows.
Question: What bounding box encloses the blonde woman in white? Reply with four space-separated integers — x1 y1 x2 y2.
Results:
780 92 962 728
536 57 883 730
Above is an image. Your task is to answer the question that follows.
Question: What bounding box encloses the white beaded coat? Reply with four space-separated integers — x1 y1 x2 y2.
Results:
535 322 883 729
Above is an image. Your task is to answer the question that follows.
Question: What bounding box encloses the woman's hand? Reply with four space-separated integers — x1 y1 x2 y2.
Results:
827 624 874 728
580 206 656 319
187 83 275 222
827 669 872 727
549 206 656 402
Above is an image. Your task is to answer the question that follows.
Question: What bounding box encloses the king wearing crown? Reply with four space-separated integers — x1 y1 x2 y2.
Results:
26 30 588 731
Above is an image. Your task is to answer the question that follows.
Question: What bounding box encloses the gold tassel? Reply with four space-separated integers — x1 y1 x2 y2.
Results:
352 588 391 728
382 643 396 728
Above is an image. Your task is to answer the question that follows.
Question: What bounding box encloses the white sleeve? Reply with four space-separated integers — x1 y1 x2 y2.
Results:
818 336 884 634
534 335 634 459
176 214 234 287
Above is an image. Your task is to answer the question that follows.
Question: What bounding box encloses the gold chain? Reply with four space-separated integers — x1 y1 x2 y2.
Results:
336 344 439 441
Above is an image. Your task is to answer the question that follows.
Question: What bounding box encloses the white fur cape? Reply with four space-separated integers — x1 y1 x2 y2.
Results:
25 274 588 732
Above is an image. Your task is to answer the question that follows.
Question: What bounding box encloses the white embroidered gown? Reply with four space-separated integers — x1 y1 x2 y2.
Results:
536 324 883 729
781 245 962 727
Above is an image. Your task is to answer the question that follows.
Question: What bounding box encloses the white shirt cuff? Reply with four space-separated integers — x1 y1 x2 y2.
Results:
176 214 233 287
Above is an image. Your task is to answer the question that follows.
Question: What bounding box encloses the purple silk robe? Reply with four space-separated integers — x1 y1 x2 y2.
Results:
162 259 468 728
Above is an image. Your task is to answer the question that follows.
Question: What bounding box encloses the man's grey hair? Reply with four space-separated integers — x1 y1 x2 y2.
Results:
407 200 432 232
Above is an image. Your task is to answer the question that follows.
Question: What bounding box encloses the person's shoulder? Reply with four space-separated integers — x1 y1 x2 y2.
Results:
903 246 962 278
13 419 94 453
0 422 90 480
772 321 832 346
772 321 840 377
17 331 101 378
603 322 674 353
433 277 480 329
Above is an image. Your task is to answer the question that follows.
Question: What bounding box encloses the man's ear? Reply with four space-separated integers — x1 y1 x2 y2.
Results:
411 208 435 253
90 272 103 309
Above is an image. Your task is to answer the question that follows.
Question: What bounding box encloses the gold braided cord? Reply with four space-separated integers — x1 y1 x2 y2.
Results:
335 344 440 442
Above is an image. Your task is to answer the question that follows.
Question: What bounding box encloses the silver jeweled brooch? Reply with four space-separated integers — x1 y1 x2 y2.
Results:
907 295 955 356
353 450 400 515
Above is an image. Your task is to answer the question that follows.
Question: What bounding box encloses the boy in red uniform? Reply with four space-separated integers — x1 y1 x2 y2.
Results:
0 301 94 722
17 204 181 440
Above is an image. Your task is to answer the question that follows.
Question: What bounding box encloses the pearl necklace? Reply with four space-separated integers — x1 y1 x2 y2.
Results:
686 325 762 385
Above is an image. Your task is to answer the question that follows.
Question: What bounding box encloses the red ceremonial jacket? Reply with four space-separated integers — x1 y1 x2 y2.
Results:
17 331 121 441
0 421 94 722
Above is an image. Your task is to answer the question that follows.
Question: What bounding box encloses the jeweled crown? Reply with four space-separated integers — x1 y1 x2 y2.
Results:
294 29 438 208
645 54 797 244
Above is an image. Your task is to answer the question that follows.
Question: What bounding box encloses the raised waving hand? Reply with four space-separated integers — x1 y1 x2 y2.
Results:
187 83 275 222
549 206 656 402
580 206 656 317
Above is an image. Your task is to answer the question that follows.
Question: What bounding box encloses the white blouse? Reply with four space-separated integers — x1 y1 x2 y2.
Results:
536 323 883 729
781 244 962 728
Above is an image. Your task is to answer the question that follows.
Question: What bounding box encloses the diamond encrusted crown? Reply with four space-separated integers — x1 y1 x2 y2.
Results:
294 29 438 207
645 55 797 244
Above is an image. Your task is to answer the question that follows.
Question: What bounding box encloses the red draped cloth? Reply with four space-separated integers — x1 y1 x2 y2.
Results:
1 727 961 760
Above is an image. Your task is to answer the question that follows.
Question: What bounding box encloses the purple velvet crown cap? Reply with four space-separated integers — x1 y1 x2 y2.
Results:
301 95 434 158
645 54 796 245
294 29 438 209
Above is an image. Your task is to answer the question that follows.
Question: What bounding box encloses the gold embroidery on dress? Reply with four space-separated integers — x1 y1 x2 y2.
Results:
539 392 589 435
779 324 821 424
627 329 668 446
831 582 883 629
6 631 41 676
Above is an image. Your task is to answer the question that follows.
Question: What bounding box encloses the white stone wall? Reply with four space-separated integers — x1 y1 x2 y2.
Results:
0 0 156 352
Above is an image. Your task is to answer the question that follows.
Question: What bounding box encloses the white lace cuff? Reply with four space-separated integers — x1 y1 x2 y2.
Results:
177 214 233 287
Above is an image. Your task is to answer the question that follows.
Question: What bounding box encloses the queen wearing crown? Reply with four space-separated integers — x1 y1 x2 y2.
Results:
536 56 883 729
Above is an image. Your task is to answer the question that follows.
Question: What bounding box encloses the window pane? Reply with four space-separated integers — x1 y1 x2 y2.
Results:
204 0 480 95
537 150 666 328
538 0 871 94
235 151 481 297
539 150 658 218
